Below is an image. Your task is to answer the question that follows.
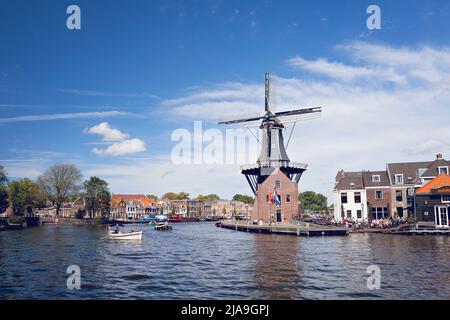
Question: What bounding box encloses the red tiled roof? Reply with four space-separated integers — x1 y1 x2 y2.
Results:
111 194 155 207
416 174 450 194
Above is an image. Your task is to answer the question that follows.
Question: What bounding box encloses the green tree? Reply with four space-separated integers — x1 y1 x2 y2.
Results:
232 194 254 205
299 191 328 213
176 192 190 200
83 176 111 219
0 165 8 212
161 192 178 200
196 194 220 201
7 178 44 215
146 194 158 202
37 164 82 216
161 192 190 200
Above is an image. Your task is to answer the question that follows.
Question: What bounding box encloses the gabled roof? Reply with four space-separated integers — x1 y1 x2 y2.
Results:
387 161 432 185
362 171 390 187
335 171 364 190
421 159 450 177
111 194 155 207
386 155 449 185
416 174 450 194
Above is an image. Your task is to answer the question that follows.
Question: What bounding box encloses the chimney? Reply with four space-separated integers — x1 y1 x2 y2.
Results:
437 153 443 160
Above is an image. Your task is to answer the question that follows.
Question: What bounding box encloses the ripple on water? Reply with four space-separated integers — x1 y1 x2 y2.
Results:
0 223 449 299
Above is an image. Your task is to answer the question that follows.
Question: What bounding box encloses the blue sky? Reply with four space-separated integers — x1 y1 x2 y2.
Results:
1 0 450 200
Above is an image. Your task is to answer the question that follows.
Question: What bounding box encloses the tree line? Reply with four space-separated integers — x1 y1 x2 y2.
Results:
1 163 328 217
0 164 111 218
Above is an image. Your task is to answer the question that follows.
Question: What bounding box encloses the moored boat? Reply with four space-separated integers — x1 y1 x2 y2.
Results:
154 222 172 231
107 225 143 240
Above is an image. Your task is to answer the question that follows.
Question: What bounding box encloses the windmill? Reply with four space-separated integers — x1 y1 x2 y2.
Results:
218 73 322 222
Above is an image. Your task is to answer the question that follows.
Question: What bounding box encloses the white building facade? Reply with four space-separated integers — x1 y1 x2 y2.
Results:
333 189 368 222
333 171 368 222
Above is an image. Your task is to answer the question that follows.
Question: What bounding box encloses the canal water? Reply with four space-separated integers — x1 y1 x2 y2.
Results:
0 222 448 300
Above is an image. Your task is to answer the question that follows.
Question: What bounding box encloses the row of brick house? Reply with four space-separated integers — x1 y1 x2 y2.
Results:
109 194 253 221
333 154 450 227
19 194 252 220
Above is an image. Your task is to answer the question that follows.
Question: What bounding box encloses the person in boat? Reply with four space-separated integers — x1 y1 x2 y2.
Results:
114 224 120 234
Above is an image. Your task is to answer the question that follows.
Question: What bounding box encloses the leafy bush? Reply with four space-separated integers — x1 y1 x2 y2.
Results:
8 215 25 224
407 215 416 224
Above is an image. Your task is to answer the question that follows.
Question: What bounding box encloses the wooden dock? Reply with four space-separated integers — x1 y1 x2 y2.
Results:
381 227 450 236
216 220 349 237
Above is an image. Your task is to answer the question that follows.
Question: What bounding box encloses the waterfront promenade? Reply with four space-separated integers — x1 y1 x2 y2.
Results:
217 220 349 236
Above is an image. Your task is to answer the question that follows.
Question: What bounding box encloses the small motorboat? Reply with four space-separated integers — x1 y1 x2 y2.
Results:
154 222 172 231
107 225 143 240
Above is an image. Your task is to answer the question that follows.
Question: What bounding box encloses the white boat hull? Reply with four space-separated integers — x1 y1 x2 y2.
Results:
108 231 143 240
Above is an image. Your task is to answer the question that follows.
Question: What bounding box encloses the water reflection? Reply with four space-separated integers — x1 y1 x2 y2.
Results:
252 234 303 299
0 224 448 300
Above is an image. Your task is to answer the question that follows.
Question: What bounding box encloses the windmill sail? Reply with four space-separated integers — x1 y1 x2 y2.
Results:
218 72 322 194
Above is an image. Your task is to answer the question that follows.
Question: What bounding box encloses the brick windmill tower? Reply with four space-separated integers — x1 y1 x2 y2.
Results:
219 73 321 223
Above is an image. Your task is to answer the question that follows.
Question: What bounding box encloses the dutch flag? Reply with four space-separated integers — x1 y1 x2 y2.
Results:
273 188 281 207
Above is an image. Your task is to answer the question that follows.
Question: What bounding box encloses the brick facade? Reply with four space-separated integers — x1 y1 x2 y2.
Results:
252 168 298 222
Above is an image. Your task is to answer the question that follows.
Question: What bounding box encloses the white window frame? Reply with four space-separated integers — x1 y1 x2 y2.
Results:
442 195 450 203
375 190 383 200
372 175 381 182
437 166 449 175
395 174 404 185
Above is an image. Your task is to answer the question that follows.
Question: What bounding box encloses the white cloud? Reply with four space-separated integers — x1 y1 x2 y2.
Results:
0 111 128 123
85 122 146 157
59 88 160 99
84 122 129 142
92 138 146 157
287 56 376 81
157 41 450 200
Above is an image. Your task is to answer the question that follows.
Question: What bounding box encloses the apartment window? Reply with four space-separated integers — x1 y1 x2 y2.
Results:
375 190 383 200
371 207 388 219
286 194 291 203
395 174 404 185
275 180 281 189
407 188 415 197
266 194 269 203
341 192 348 204
357 210 362 219
438 166 449 175
354 192 361 203
396 190 403 202
372 175 381 182
346 210 352 218
442 195 450 203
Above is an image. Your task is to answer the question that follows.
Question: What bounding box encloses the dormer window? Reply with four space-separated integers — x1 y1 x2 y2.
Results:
438 166 448 175
417 168 427 178
395 174 404 185
372 175 381 182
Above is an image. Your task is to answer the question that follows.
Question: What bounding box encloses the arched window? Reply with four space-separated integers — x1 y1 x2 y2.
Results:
266 194 270 203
